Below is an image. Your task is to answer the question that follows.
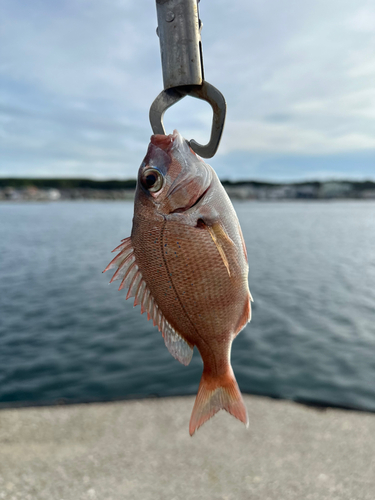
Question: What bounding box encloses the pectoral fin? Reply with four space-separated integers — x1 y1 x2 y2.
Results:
206 222 234 277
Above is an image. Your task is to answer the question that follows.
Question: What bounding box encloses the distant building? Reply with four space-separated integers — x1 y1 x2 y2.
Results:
318 182 353 198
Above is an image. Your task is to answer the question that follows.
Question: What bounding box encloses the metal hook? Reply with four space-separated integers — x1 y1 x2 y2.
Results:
149 81 226 158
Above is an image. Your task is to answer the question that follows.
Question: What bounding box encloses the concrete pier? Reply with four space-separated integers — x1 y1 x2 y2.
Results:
0 395 374 499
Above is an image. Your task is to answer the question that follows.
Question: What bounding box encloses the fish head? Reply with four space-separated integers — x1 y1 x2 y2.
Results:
135 130 212 216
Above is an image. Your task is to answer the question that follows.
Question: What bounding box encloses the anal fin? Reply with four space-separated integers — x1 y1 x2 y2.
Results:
163 321 194 366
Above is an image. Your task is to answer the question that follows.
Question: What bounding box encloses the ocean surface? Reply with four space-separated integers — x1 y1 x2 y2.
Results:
1 201 375 411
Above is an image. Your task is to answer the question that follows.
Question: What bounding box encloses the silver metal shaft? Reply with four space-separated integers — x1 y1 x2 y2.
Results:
156 0 203 89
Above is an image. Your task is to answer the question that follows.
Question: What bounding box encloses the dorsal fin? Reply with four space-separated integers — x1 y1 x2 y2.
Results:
104 237 194 366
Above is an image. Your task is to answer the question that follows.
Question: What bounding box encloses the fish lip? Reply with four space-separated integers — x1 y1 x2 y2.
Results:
169 183 211 214
150 130 181 153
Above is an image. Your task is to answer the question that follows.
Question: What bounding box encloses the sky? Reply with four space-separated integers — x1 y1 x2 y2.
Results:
1 0 374 181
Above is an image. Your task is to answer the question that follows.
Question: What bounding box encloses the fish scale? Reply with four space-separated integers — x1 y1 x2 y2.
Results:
105 130 252 435
161 223 238 343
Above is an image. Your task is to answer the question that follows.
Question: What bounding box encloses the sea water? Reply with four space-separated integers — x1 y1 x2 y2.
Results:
1 201 374 410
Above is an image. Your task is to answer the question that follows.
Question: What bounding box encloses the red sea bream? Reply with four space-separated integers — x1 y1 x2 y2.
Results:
104 130 253 435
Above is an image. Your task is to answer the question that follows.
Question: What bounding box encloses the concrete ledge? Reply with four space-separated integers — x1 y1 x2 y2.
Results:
0 395 374 499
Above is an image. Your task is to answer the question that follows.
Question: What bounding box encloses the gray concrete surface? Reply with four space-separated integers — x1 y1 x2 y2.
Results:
0 395 374 500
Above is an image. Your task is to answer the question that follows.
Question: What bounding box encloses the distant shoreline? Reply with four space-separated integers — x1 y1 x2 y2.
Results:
1 178 375 201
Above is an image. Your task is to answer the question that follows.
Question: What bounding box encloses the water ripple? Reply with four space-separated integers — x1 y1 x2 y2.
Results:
1 201 375 411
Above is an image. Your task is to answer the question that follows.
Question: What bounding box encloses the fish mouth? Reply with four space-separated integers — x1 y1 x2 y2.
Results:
150 130 182 152
150 134 174 151
170 184 211 214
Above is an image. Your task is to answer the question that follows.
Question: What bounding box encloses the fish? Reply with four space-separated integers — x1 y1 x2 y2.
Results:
104 130 253 435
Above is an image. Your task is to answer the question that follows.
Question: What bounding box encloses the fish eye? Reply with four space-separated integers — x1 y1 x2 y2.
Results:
141 168 164 193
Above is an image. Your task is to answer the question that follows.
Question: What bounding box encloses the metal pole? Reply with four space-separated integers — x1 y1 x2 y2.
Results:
156 0 203 89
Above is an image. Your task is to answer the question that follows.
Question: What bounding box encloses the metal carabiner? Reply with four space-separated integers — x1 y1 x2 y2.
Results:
150 0 226 158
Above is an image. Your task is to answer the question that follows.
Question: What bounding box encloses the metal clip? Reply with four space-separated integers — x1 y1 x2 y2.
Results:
150 0 226 158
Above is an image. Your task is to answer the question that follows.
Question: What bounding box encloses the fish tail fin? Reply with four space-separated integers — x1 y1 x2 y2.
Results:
189 365 248 436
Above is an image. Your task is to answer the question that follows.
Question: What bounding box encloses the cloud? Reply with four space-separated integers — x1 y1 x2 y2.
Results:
0 0 374 179
220 120 375 155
